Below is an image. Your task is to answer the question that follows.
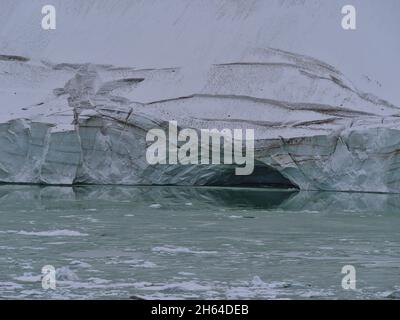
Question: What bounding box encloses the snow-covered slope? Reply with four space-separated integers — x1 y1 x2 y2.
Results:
0 1 399 192
1 0 399 104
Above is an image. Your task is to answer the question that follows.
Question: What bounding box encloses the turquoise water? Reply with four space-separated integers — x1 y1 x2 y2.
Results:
0 185 400 299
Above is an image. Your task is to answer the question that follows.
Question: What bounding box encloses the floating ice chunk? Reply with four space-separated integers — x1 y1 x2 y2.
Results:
149 204 162 208
16 230 88 237
152 246 217 254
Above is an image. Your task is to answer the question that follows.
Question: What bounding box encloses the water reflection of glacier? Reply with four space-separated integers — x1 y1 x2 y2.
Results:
1 185 400 214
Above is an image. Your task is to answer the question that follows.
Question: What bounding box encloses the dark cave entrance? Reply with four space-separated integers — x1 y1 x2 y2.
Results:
204 162 298 189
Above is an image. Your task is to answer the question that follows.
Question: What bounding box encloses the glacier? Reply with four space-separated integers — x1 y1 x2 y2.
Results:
0 0 400 192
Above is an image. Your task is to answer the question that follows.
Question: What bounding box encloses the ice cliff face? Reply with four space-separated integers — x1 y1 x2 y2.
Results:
1 48 399 192
0 1 399 192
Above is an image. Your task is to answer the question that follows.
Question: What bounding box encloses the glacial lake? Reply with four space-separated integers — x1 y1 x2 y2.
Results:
0 185 400 299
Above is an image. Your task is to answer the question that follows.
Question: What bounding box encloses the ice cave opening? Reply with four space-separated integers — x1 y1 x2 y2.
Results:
204 162 298 189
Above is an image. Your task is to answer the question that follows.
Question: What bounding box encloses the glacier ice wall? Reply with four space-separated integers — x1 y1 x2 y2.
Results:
0 1 399 192
0 47 399 192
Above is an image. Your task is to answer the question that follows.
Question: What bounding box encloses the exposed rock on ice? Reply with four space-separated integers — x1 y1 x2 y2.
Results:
0 47 399 192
